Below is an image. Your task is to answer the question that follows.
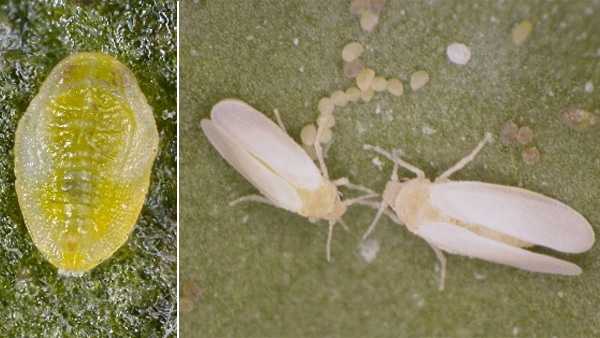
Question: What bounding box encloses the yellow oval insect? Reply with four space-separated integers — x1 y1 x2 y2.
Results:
14 52 159 275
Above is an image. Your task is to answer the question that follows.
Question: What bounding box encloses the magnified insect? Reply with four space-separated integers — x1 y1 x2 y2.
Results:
363 133 594 290
201 99 376 261
14 52 159 275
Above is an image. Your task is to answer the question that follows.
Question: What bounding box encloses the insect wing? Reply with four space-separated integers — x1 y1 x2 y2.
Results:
429 182 594 253
211 99 323 190
416 222 582 275
201 119 302 212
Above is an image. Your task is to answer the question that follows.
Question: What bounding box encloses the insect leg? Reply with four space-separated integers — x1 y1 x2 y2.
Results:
314 123 330 180
363 144 425 178
424 240 447 291
272 108 287 133
436 132 492 182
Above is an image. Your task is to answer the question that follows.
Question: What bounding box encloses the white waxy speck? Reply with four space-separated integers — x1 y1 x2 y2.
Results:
331 90 349 107
446 43 471 65
318 97 335 115
410 70 430 90
386 78 404 97
300 124 317 146
358 239 380 263
557 291 564 298
512 20 533 46
342 42 365 62
345 87 362 102
512 327 519 336
357 68 376 91
242 214 250 223
472 272 487 280
584 81 594 93
293 38 299 46
412 293 425 309
422 125 436 135
371 156 384 170
121 204 127 210
371 76 387 92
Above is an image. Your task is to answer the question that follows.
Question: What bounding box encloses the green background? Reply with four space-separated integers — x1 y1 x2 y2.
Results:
181 0 600 336
0 0 176 336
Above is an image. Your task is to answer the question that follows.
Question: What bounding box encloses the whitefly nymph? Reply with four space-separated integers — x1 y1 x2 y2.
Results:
14 52 159 275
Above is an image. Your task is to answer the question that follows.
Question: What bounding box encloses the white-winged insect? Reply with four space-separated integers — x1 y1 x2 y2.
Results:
363 133 595 290
201 99 376 261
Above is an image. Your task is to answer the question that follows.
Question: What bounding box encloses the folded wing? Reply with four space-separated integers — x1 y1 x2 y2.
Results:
210 99 323 190
429 181 594 253
416 222 582 275
201 119 302 212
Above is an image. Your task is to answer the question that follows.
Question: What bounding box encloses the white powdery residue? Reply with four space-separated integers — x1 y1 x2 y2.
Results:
299 66 304 73
356 122 367 134
293 38 299 46
358 239 380 263
161 110 175 120
575 32 587 41
375 104 381 114
446 43 471 65
472 271 486 280
383 109 394 122
512 327 519 336
489 16 499 24
242 214 250 224
411 293 425 309
557 291 564 298
371 156 384 170
247 35 254 41
422 125 436 135
4 246 23 258
584 80 594 93
190 49 198 56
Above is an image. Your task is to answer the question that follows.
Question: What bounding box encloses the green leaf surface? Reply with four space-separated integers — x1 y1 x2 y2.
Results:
0 1 177 336
181 0 600 336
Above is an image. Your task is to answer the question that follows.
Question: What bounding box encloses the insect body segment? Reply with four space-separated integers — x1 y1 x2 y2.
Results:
364 133 594 290
202 99 375 261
